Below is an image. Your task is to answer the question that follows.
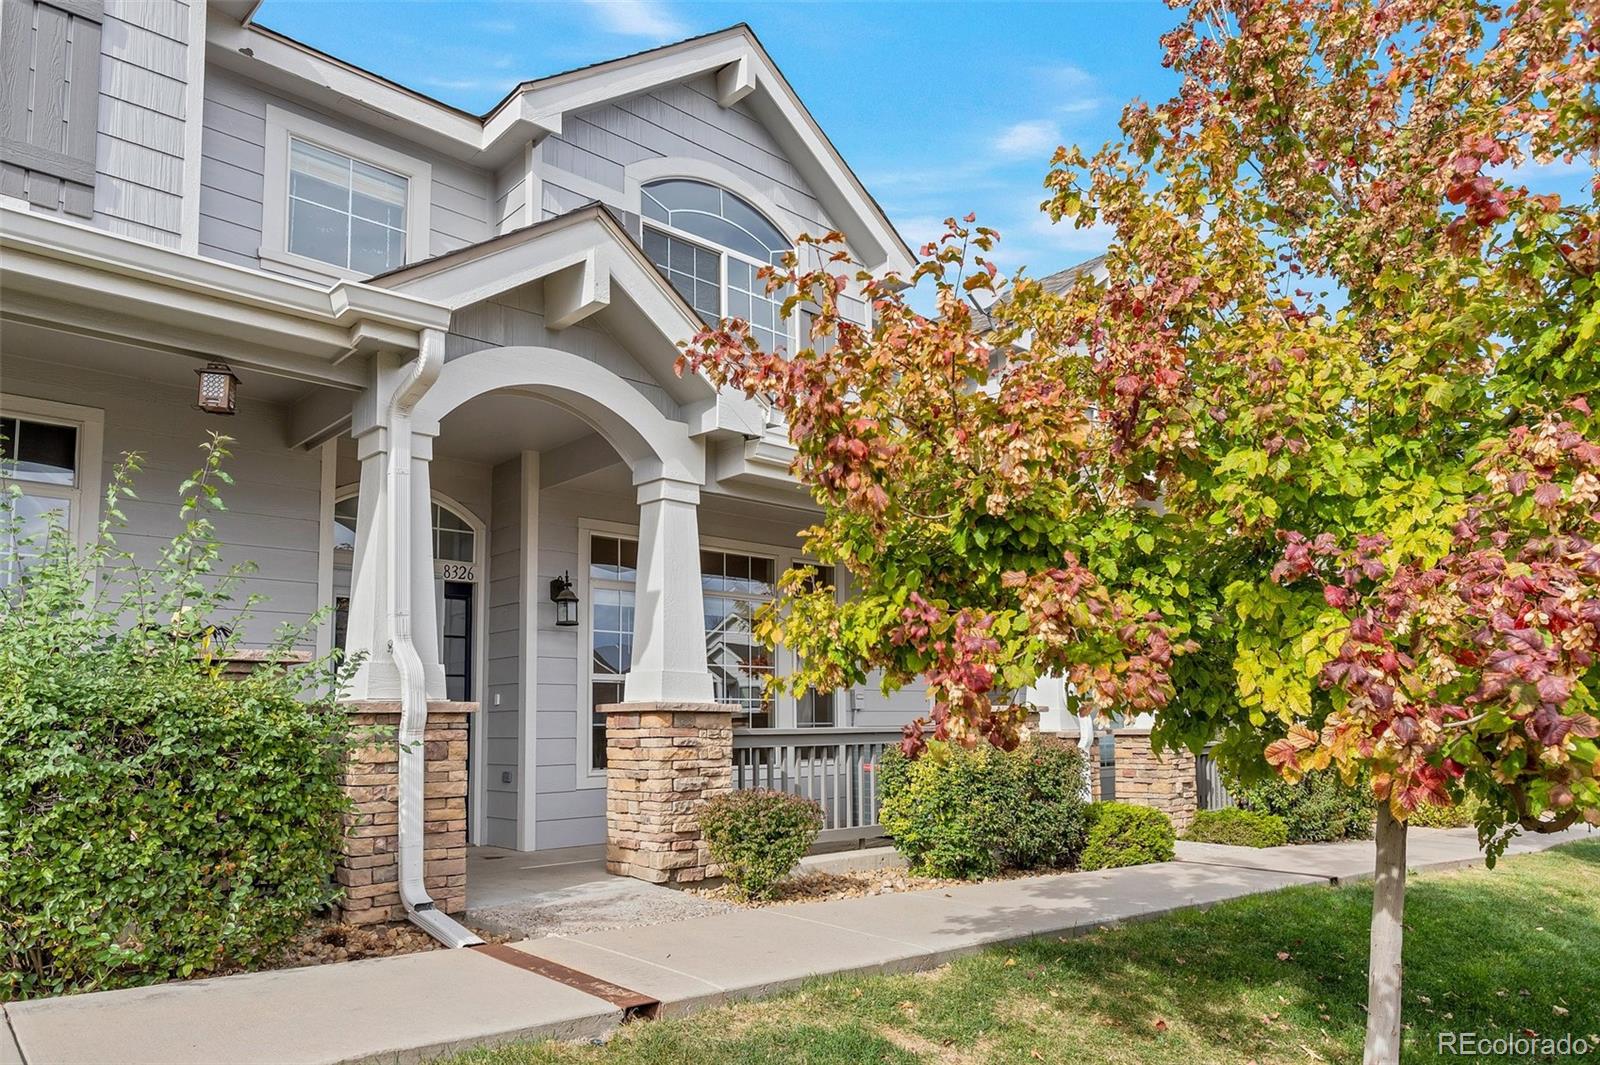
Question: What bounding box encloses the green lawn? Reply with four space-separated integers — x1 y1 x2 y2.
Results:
452 840 1600 1065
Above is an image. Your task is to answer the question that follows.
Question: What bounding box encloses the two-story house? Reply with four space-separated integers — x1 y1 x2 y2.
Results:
2 1 1090 941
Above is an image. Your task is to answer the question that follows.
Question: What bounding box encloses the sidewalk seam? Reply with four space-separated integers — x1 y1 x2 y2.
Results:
545 935 731 993
1173 859 1338 882
2 1006 26 1065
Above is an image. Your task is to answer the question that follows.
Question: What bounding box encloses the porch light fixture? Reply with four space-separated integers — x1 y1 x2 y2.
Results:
194 362 240 415
550 571 579 627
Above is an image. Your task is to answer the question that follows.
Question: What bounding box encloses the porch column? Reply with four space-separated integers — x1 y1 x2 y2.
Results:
624 476 714 703
345 424 444 700
409 429 445 700
345 422 398 699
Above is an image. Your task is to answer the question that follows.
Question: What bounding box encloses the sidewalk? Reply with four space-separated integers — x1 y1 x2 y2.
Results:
4 826 1590 1065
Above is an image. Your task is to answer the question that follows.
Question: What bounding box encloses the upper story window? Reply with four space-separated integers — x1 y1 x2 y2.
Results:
641 179 794 354
261 104 432 281
288 139 408 275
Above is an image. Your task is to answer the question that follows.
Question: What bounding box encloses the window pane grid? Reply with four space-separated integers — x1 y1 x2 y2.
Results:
702 549 776 727
288 137 407 274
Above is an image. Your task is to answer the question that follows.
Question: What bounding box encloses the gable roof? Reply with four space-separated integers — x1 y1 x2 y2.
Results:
206 18 915 273
366 203 718 408
970 254 1109 332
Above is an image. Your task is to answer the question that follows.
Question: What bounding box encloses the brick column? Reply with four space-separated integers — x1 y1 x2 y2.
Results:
602 701 736 884
1107 727 1197 833
336 700 475 924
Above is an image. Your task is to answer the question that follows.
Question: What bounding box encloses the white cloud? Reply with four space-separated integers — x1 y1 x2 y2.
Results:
581 0 687 39
992 120 1063 160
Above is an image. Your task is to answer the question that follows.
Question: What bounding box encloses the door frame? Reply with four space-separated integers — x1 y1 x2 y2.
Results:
324 484 491 845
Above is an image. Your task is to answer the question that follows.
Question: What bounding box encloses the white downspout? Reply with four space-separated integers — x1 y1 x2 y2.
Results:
387 329 482 949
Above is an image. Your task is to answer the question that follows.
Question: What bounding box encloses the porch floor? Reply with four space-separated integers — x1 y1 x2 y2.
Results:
465 844 735 939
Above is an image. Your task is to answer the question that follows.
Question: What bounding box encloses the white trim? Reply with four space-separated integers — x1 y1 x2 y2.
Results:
328 479 492 842
260 103 433 282
573 516 837 780
204 22 913 271
575 516 641 787
0 394 105 584
178 0 209 256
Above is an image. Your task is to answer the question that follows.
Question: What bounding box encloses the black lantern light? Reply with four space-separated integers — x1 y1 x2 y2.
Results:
194 362 240 415
550 571 579 627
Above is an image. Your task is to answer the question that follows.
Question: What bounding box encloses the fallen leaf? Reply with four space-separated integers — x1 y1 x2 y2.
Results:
1154 1018 1170 1034
1277 951 1293 961
1554 1006 1569 1017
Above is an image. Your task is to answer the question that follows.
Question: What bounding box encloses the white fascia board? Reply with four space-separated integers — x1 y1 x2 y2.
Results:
0 205 451 367
205 23 913 269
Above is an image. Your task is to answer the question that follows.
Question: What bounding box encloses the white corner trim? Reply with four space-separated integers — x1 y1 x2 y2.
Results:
179 0 209 256
260 103 433 278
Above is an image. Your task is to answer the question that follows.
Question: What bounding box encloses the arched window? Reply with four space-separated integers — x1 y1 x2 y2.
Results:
641 179 793 354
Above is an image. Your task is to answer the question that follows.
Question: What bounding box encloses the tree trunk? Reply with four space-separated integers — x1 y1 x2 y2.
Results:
1364 804 1408 1065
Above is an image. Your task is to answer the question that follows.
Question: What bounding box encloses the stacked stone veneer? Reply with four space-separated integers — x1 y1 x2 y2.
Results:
335 700 475 924
602 702 737 884
1092 727 1198 834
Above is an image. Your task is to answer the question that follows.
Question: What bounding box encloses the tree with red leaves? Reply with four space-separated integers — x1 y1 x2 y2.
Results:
682 1 1596 1060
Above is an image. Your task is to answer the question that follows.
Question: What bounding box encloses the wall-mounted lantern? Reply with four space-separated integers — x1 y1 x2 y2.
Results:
550 571 579 627
194 362 240 415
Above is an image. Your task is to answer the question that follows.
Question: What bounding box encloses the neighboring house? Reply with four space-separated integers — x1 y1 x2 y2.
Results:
5 3 1091 863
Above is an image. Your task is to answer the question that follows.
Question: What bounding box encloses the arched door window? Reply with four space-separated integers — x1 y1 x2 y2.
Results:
332 495 478 700
641 178 793 354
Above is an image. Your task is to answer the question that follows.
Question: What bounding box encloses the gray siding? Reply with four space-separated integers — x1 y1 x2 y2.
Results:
483 455 526 849
197 68 494 273
92 0 190 243
539 75 838 239
1 354 322 644
445 284 681 424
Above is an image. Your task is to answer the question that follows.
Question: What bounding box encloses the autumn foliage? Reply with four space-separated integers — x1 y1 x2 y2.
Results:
680 0 1598 857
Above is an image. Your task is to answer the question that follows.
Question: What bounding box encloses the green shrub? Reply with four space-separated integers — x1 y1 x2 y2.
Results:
1408 793 1482 829
1183 808 1289 848
700 789 821 900
0 438 354 999
1079 802 1176 870
878 739 1090 879
1227 770 1375 843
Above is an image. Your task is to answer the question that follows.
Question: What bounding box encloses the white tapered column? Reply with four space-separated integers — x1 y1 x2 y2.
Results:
409 429 446 701
345 421 398 699
624 476 714 703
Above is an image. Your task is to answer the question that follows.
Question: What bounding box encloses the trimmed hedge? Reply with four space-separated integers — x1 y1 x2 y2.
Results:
1 440 353 999
1408 793 1482 829
1183 808 1289 848
1079 802 1176 870
1227 771 1375 843
700 789 822 900
877 739 1091 879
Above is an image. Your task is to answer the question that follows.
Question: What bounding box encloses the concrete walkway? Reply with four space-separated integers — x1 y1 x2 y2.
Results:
4 826 1590 1065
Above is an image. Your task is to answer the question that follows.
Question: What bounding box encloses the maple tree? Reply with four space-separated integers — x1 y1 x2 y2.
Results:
681 0 1596 1060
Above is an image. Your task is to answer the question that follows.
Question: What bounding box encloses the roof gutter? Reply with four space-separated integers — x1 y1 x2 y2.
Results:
386 329 481 949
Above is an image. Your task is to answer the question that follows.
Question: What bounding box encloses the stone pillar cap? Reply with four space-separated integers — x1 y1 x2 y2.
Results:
598 701 739 715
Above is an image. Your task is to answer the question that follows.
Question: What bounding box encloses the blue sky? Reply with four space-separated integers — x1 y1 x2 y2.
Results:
252 0 1184 278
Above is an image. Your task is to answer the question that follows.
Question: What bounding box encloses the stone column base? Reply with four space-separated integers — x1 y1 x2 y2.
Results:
601 701 737 885
1104 727 1197 834
336 700 476 924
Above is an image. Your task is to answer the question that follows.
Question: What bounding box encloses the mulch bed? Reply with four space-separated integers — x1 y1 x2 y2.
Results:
251 917 510 972
689 865 1070 907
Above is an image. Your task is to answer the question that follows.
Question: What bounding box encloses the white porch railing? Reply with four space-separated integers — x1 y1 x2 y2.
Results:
732 728 901 847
